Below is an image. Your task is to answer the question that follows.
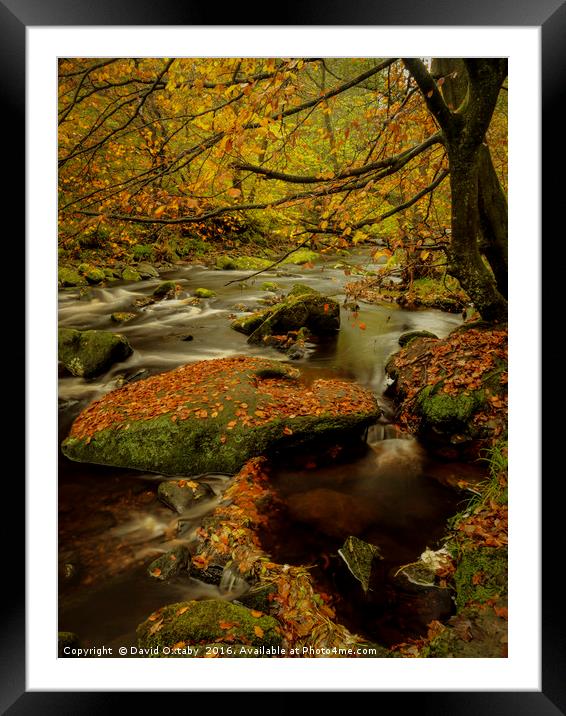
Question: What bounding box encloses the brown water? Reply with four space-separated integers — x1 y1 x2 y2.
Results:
58 250 477 651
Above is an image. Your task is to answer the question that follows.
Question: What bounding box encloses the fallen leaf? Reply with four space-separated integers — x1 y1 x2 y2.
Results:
254 626 264 638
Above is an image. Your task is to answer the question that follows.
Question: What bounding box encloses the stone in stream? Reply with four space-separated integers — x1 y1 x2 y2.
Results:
61 356 380 475
147 545 189 581
215 255 272 271
193 287 216 298
78 264 106 284
152 280 178 299
58 327 133 378
111 311 136 323
398 330 438 347
137 600 282 651
122 266 142 282
231 285 339 347
58 267 86 288
338 535 383 593
157 478 213 514
137 262 160 278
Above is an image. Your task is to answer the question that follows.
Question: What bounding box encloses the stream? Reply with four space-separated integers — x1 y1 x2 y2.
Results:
58 251 482 652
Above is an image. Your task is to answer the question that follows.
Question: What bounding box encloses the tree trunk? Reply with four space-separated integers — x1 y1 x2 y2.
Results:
432 58 508 300
448 147 508 322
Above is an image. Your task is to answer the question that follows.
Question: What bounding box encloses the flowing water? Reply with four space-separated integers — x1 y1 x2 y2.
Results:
58 251 482 651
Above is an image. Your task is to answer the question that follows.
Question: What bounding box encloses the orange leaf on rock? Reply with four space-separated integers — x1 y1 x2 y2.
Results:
254 626 264 638
219 621 238 630
250 610 263 618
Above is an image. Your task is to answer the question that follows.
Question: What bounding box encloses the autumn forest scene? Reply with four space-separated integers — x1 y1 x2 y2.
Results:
58 57 508 659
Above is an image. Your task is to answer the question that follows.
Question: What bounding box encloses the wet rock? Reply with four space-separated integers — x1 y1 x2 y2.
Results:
77 264 106 284
58 327 133 378
216 255 272 271
248 293 339 344
188 561 225 585
425 603 507 657
111 311 136 323
58 631 79 657
122 266 142 282
338 536 383 593
158 479 213 514
137 262 159 278
260 281 280 292
283 248 319 265
180 334 194 342
58 267 86 287
62 356 380 475
147 545 189 581
137 599 282 651
398 330 438 347
152 280 177 299
287 489 376 539
287 283 318 297
193 287 216 298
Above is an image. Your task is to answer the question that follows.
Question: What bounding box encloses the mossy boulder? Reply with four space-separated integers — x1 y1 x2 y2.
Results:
247 293 339 344
111 312 136 323
398 330 438 347
61 356 380 475
152 280 177 298
287 283 317 297
282 249 319 265
78 264 106 284
137 599 282 651
425 604 508 658
193 287 216 299
137 262 159 278
260 281 280 292
157 478 213 513
216 255 272 271
122 267 142 282
58 267 86 288
58 327 133 378
231 288 339 344
416 385 485 433
147 545 189 581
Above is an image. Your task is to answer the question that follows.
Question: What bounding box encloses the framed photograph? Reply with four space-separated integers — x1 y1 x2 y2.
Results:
10 0 554 709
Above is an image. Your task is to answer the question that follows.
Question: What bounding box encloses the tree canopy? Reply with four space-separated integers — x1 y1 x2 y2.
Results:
58 57 507 319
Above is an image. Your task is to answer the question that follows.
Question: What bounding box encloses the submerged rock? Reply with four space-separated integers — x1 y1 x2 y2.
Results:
111 311 136 323
157 478 213 514
58 327 133 378
61 356 380 475
137 600 282 651
152 280 177 299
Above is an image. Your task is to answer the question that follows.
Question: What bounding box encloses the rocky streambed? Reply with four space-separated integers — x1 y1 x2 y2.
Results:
58 250 506 657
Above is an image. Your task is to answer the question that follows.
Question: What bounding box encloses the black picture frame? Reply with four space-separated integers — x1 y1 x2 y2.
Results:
9 1 554 711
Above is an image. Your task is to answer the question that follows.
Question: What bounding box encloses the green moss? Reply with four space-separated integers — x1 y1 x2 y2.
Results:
282 249 319 265
58 267 86 287
137 600 282 650
454 547 507 609
260 281 280 292
80 265 106 284
231 310 270 335
417 385 484 430
398 330 438 347
122 267 142 282
237 583 278 613
247 294 339 344
152 281 177 298
287 283 318 297
193 287 216 298
58 327 133 378
216 255 272 271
